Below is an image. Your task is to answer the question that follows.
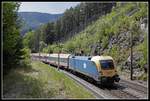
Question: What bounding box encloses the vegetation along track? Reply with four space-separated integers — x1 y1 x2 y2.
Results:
58 69 116 99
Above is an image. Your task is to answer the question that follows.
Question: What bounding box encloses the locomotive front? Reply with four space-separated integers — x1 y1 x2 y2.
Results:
91 56 120 84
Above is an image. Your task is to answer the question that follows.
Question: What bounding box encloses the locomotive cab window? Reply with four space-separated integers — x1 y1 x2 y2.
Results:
100 60 114 69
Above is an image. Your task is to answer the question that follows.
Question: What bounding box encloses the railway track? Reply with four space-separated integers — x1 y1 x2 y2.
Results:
104 83 147 99
104 88 139 99
114 79 148 99
119 79 148 94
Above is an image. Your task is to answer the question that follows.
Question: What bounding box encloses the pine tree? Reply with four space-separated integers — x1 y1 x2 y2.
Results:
3 2 26 73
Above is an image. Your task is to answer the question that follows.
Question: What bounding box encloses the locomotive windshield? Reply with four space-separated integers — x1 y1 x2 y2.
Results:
100 60 114 69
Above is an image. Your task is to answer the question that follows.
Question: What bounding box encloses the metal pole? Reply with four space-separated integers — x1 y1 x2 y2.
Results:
57 43 60 71
58 52 60 71
39 49 40 61
99 40 101 55
49 51 50 65
38 34 40 61
130 31 133 80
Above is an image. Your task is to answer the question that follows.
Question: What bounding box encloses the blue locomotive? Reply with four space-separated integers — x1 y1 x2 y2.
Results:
32 53 120 84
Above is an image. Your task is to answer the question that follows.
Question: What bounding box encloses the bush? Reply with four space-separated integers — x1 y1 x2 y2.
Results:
101 36 109 49
19 48 32 68
104 45 120 62
138 73 147 81
64 41 76 53
136 33 147 68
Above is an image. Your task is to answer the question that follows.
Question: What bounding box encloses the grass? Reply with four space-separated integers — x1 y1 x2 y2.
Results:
3 61 95 99
138 73 147 81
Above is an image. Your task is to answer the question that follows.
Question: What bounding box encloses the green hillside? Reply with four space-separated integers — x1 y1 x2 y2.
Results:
43 3 148 80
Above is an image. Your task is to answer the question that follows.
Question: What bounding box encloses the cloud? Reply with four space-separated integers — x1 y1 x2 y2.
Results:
19 2 80 14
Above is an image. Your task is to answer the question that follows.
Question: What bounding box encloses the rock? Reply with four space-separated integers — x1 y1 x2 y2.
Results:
108 40 113 49
125 31 130 36
122 61 130 69
115 31 131 49
139 34 144 42
140 17 148 34
113 38 117 44
127 52 143 62
133 68 144 77
123 52 144 70
140 23 146 30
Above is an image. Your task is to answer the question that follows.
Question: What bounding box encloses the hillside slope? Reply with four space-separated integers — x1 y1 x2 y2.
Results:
18 12 63 36
3 61 94 98
45 3 148 80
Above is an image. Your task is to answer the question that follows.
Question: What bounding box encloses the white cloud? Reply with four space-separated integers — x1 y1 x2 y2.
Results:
19 2 80 14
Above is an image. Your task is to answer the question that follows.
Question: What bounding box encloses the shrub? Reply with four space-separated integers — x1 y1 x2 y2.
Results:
101 36 109 49
136 33 148 68
19 48 31 68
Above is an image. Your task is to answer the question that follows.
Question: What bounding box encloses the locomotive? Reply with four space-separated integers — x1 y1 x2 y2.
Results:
31 53 120 85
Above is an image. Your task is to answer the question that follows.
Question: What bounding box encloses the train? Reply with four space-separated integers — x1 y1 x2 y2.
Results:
31 53 120 85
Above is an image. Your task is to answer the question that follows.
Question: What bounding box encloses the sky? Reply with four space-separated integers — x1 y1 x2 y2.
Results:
19 2 80 14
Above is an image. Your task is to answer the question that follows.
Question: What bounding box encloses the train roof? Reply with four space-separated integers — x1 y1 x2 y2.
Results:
31 53 48 56
71 55 113 61
71 56 92 60
91 56 113 61
49 53 71 58
31 53 71 58
31 53 113 61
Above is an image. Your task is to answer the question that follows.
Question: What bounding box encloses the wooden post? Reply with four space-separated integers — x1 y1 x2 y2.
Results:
58 52 60 71
57 43 60 71
130 31 133 80
38 35 40 61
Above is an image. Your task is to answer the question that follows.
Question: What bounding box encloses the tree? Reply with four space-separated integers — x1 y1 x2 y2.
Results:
42 22 56 44
23 31 36 52
3 2 26 73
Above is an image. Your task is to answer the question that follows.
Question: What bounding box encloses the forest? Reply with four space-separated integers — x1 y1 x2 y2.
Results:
3 2 31 74
23 2 116 53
